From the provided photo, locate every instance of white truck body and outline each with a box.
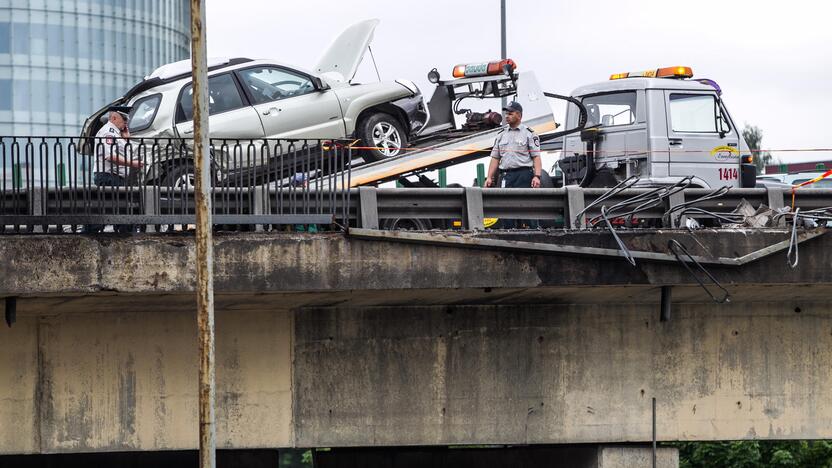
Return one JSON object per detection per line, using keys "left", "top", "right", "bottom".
{"left": 561, "top": 74, "right": 756, "bottom": 188}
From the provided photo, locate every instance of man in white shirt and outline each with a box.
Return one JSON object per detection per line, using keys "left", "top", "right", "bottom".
{"left": 84, "top": 106, "right": 143, "bottom": 233}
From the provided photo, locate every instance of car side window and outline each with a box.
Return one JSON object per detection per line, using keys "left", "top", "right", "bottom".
{"left": 176, "top": 73, "right": 245, "bottom": 123}
{"left": 237, "top": 66, "right": 315, "bottom": 105}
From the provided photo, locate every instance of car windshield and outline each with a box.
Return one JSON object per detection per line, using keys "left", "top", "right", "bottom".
{"left": 237, "top": 67, "right": 314, "bottom": 104}
{"left": 128, "top": 94, "right": 162, "bottom": 132}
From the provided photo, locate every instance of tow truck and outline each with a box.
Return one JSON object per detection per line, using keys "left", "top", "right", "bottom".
{"left": 557, "top": 66, "right": 756, "bottom": 189}
{"left": 341, "top": 64, "right": 755, "bottom": 191}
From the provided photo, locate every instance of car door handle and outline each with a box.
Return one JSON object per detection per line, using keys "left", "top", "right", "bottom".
{"left": 262, "top": 107, "right": 281, "bottom": 116}
{"left": 727, "top": 142, "right": 737, "bottom": 147}
{"left": 669, "top": 138, "right": 683, "bottom": 146}
{"left": 183, "top": 128, "right": 193, "bottom": 135}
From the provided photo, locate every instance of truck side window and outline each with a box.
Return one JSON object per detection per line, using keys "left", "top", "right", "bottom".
{"left": 669, "top": 94, "right": 719, "bottom": 133}
{"left": 581, "top": 92, "right": 636, "bottom": 127}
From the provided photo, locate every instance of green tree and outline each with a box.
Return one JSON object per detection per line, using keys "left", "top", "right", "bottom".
{"left": 742, "top": 124, "right": 774, "bottom": 173}
{"left": 675, "top": 440, "right": 832, "bottom": 467}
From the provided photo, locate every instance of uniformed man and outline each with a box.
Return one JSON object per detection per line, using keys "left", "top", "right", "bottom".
{"left": 84, "top": 106, "right": 143, "bottom": 233}
{"left": 485, "top": 101, "right": 541, "bottom": 228}
{"left": 94, "top": 105, "right": 142, "bottom": 184}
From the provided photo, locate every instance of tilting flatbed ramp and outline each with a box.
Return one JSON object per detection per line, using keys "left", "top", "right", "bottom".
{"left": 346, "top": 72, "right": 557, "bottom": 187}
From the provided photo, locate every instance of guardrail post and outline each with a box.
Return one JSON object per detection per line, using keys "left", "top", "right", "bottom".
{"left": 565, "top": 186, "right": 586, "bottom": 229}
{"left": 143, "top": 186, "right": 160, "bottom": 233}
{"left": 464, "top": 187, "right": 484, "bottom": 230}
{"left": 29, "top": 187, "right": 43, "bottom": 233}
{"left": 358, "top": 187, "right": 379, "bottom": 229}
{"left": 253, "top": 185, "right": 268, "bottom": 232}
{"left": 766, "top": 187, "right": 785, "bottom": 227}
{"left": 667, "top": 191, "right": 686, "bottom": 228}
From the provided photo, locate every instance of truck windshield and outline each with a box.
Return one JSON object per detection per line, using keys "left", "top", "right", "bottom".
{"left": 582, "top": 92, "right": 636, "bottom": 127}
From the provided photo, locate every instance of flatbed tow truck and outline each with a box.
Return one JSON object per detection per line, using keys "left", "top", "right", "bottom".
{"left": 336, "top": 63, "right": 754, "bottom": 193}
{"left": 340, "top": 60, "right": 575, "bottom": 188}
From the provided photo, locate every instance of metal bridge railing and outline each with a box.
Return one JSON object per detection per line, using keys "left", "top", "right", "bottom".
{"left": 348, "top": 186, "right": 832, "bottom": 230}
{"left": 0, "top": 136, "right": 352, "bottom": 233}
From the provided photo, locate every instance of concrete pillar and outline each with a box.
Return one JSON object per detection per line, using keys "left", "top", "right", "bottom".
{"left": 596, "top": 445, "right": 678, "bottom": 468}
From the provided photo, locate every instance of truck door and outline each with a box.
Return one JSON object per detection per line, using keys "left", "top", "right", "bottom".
{"left": 235, "top": 65, "right": 345, "bottom": 140}
{"left": 582, "top": 91, "right": 646, "bottom": 181}
{"left": 663, "top": 91, "right": 740, "bottom": 187}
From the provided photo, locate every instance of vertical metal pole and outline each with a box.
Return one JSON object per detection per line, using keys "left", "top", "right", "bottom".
{"left": 190, "top": 1, "right": 215, "bottom": 468}
{"left": 500, "top": 0, "right": 507, "bottom": 109}
{"left": 476, "top": 163, "right": 486, "bottom": 187}
{"left": 652, "top": 397, "right": 657, "bottom": 468}
{"left": 438, "top": 168, "right": 447, "bottom": 188}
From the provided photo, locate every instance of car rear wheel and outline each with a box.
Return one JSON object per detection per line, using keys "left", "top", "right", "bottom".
{"left": 358, "top": 113, "right": 407, "bottom": 162}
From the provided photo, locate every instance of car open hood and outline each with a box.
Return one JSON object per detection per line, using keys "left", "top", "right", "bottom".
{"left": 314, "top": 19, "right": 379, "bottom": 84}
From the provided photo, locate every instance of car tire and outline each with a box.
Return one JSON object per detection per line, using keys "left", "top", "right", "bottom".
{"left": 162, "top": 161, "right": 197, "bottom": 189}
{"left": 357, "top": 113, "right": 407, "bottom": 162}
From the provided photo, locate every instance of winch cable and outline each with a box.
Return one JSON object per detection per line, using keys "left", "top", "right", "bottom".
{"left": 668, "top": 239, "right": 730, "bottom": 304}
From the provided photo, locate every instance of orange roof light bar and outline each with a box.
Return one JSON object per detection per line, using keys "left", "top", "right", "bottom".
{"left": 656, "top": 66, "right": 694, "bottom": 78}
{"left": 610, "top": 66, "right": 693, "bottom": 80}
{"left": 452, "top": 59, "right": 517, "bottom": 78}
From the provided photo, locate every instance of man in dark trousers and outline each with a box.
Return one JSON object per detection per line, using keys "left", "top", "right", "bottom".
{"left": 83, "top": 106, "right": 143, "bottom": 233}
{"left": 484, "top": 101, "right": 542, "bottom": 228}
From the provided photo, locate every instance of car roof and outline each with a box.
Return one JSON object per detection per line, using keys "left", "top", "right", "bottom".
{"left": 571, "top": 77, "right": 714, "bottom": 97}
{"left": 125, "top": 57, "right": 323, "bottom": 104}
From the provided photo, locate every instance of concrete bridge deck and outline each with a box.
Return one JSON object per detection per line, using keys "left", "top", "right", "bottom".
{"left": 0, "top": 229, "right": 830, "bottom": 458}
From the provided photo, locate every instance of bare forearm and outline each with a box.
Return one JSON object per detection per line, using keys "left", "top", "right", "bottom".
{"left": 485, "top": 158, "right": 500, "bottom": 186}
{"left": 533, "top": 157, "right": 542, "bottom": 175}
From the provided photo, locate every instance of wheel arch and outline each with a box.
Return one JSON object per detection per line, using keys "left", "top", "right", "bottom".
{"left": 353, "top": 103, "right": 410, "bottom": 138}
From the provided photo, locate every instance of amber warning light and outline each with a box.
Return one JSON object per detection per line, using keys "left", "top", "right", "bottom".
{"left": 610, "top": 66, "right": 693, "bottom": 80}
{"left": 452, "top": 59, "right": 517, "bottom": 78}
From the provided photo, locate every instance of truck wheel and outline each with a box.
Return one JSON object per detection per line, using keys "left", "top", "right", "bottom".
{"left": 382, "top": 218, "right": 431, "bottom": 231}
{"left": 358, "top": 113, "right": 407, "bottom": 162}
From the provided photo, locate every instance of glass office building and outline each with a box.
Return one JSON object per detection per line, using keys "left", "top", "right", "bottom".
{"left": 0, "top": 0, "right": 189, "bottom": 136}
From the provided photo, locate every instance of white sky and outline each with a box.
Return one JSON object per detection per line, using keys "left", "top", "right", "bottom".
{"left": 206, "top": 0, "right": 832, "bottom": 182}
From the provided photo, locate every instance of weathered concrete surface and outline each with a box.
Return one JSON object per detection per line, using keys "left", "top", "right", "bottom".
{"left": 0, "top": 229, "right": 831, "bottom": 455}
{"left": 294, "top": 304, "right": 832, "bottom": 447}
{"left": 0, "top": 309, "right": 292, "bottom": 455}
{"left": 0, "top": 230, "right": 830, "bottom": 296}
{"left": 597, "top": 446, "right": 678, "bottom": 468}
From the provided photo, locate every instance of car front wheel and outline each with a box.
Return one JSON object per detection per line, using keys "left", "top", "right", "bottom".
{"left": 358, "top": 113, "right": 407, "bottom": 162}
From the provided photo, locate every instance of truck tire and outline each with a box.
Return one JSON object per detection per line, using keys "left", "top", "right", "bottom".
{"left": 357, "top": 113, "right": 408, "bottom": 162}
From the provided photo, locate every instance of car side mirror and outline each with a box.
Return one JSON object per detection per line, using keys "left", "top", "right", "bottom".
{"left": 312, "top": 76, "right": 330, "bottom": 91}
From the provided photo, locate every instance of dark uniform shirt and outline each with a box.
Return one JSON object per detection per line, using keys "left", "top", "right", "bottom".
{"left": 489, "top": 124, "right": 541, "bottom": 171}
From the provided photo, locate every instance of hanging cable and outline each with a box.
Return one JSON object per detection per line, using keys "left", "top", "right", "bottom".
{"left": 668, "top": 240, "right": 730, "bottom": 304}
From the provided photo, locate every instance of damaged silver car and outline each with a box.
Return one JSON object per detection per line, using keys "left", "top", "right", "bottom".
{"left": 80, "top": 19, "right": 427, "bottom": 186}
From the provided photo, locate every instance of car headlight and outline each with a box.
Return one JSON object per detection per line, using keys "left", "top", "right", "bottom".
{"left": 395, "top": 79, "right": 420, "bottom": 96}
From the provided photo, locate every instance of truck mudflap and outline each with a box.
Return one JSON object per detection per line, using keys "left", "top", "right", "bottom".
{"left": 740, "top": 163, "right": 757, "bottom": 188}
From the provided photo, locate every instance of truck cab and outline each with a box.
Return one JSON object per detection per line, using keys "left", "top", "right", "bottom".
{"left": 559, "top": 66, "right": 756, "bottom": 188}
